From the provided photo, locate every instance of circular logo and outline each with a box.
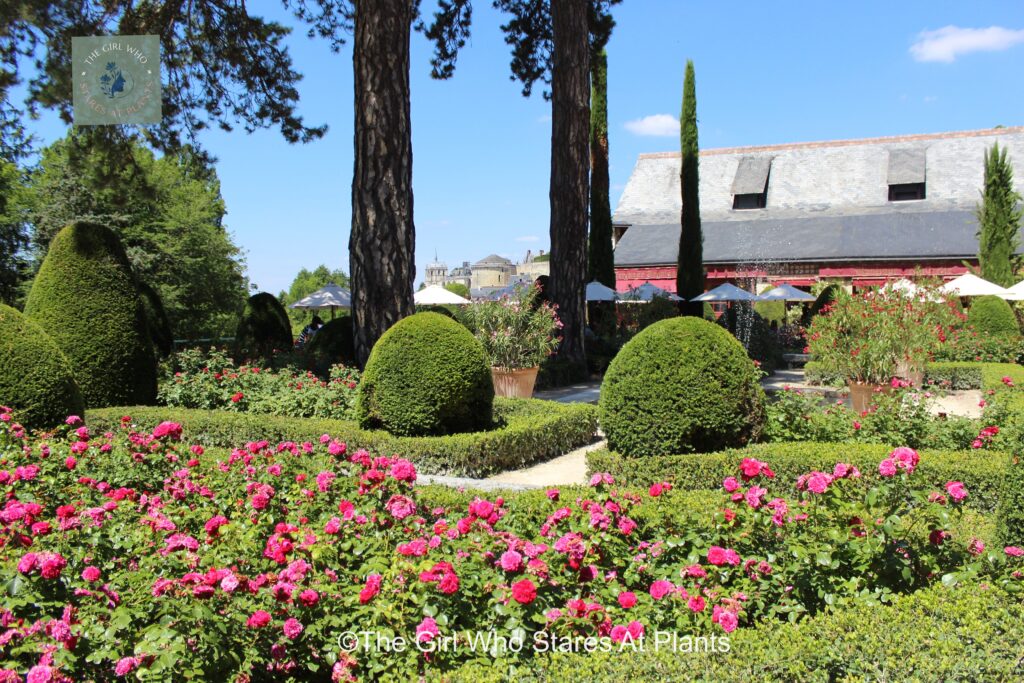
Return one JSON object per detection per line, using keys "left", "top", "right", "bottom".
{"left": 99, "top": 62, "right": 134, "bottom": 99}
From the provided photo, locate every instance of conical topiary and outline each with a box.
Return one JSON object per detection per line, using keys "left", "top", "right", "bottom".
{"left": 138, "top": 280, "right": 174, "bottom": 358}
{"left": 0, "top": 303, "right": 85, "bottom": 430}
{"left": 24, "top": 221, "right": 157, "bottom": 407}
{"left": 234, "top": 292, "right": 293, "bottom": 361}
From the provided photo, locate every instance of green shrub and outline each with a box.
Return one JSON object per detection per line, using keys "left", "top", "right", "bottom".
{"left": 439, "top": 582, "right": 1024, "bottom": 682}
{"left": 804, "top": 360, "right": 844, "bottom": 386}
{"left": 600, "top": 317, "right": 766, "bottom": 456}
{"left": 23, "top": 221, "right": 156, "bottom": 407}
{"left": 754, "top": 299, "right": 786, "bottom": 325}
{"left": 587, "top": 442, "right": 1009, "bottom": 512}
{"left": 995, "top": 454, "right": 1024, "bottom": 547}
{"left": 801, "top": 283, "right": 839, "bottom": 326}
{"left": 536, "top": 355, "right": 589, "bottom": 389}
{"left": 233, "top": 292, "right": 292, "bottom": 361}
{"left": 703, "top": 302, "right": 716, "bottom": 320}
{"left": 303, "top": 315, "right": 355, "bottom": 374}
{"left": 87, "top": 398, "right": 597, "bottom": 477}
{"left": 357, "top": 312, "right": 494, "bottom": 436}
{"left": 138, "top": 280, "right": 173, "bottom": 358}
{"left": 718, "top": 304, "right": 784, "bottom": 374}
{"left": 969, "top": 295, "right": 1020, "bottom": 336}
{"left": 0, "top": 303, "right": 85, "bottom": 429}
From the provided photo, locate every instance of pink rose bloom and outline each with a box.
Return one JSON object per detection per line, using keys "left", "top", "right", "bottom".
{"left": 649, "top": 580, "right": 674, "bottom": 600}
{"left": 609, "top": 624, "right": 628, "bottom": 643}
{"left": 416, "top": 616, "right": 439, "bottom": 643}
{"left": 27, "top": 665, "right": 55, "bottom": 683}
{"left": 390, "top": 459, "right": 417, "bottom": 482}
{"left": 510, "top": 578, "right": 537, "bottom": 604}
{"left": 878, "top": 458, "right": 897, "bottom": 477}
{"left": 82, "top": 566, "right": 101, "bottom": 582}
{"left": 152, "top": 421, "right": 183, "bottom": 440}
{"left": 283, "top": 618, "right": 304, "bottom": 640}
{"left": 713, "top": 606, "right": 739, "bottom": 633}
{"left": 500, "top": 550, "right": 523, "bottom": 572}
{"left": 246, "top": 610, "right": 272, "bottom": 628}
{"left": 18, "top": 552, "right": 39, "bottom": 575}
{"left": 40, "top": 553, "right": 66, "bottom": 579}
{"left": 707, "top": 546, "right": 727, "bottom": 566}
{"left": 468, "top": 498, "right": 494, "bottom": 519}
{"left": 722, "top": 476, "right": 740, "bottom": 492}
{"left": 384, "top": 495, "right": 416, "bottom": 520}
{"left": 359, "top": 574, "right": 382, "bottom": 604}
{"left": 890, "top": 447, "right": 919, "bottom": 473}
{"left": 546, "top": 489, "right": 560, "bottom": 500}
{"left": 688, "top": 595, "right": 706, "bottom": 612}
{"left": 114, "top": 656, "right": 139, "bottom": 676}
{"left": 438, "top": 572, "right": 460, "bottom": 594}
{"left": 806, "top": 472, "right": 831, "bottom": 494}
{"left": 745, "top": 485, "right": 767, "bottom": 508}
{"left": 298, "top": 589, "right": 319, "bottom": 607}
{"left": 221, "top": 573, "right": 240, "bottom": 593}
{"left": 618, "top": 591, "right": 637, "bottom": 608}
{"left": 328, "top": 441, "right": 346, "bottom": 456}
{"left": 626, "top": 620, "right": 644, "bottom": 640}
{"left": 945, "top": 481, "right": 968, "bottom": 502}
{"left": 1005, "top": 546, "right": 1024, "bottom": 557}
{"left": 968, "top": 538, "right": 985, "bottom": 555}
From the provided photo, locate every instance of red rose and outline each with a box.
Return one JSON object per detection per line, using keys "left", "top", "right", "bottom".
{"left": 511, "top": 579, "right": 537, "bottom": 604}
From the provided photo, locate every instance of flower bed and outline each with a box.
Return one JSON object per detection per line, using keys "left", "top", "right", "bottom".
{"left": 805, "top": 360, "right": 1024, "bottom": 390}
{"left": 86, "top": 398, "right": 599, "bottom": 478}
{"left": 0, "top": 408, "right": 1020, "bottom": 681}
{"left": 586, "top": 442, "right": 1011, "bottom": 512}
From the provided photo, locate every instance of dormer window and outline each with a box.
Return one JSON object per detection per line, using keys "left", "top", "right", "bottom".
{"left": 732, "top": 156, "right": 771, "bottom": 210}
{"left": 888, "top": 148, "right": 926, "bottom": 202}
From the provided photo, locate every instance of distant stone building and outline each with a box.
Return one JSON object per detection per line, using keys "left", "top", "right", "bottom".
{"left": 613, "top": 126, "right": 1024, "bottom": 292}
{"left": 421, "top": 249, "right": 550, "bottom": 298}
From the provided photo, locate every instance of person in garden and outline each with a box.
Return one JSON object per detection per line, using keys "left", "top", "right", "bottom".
{"left": 296, "top": 315, "right": 324, "bottom": 349}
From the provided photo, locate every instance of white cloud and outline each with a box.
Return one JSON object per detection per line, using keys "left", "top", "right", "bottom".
{"left": 624, "top": 114, "right": 679, "bottom": 137}
{"left": 515, "top": 235, "right": 540, "bottom": 243}
{"left": 910, "top": 25, "right": 1024, "bottom": 63}
{"left": 923, "top": 95, "right": 938, "bottom": 104}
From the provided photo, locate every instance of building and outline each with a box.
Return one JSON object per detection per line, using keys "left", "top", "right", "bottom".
{"left": 612, "top": 126, "right": 1024, "bottom": 292}
{"left": 421, "top": 250, "right": 550, "bottom": 298}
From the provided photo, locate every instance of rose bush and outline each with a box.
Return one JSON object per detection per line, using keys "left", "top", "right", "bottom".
{"left": 0, "top": 405, "right": 1017, "bottom": 681}
{"left": 159, "top": 348, "right": 360, "bottom": 421}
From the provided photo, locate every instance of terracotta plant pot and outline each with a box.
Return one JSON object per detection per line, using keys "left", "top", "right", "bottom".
{"left": 491, "top": 366, "right": 540, "bottom": 399}
{"left": 847, "top": 381, "right": 892, "bottom": 414}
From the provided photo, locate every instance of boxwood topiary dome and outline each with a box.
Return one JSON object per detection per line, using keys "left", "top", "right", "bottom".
{"left": 304, "top": 315, "right": 356, "bottom": 373}
{"left": 234, "top": 292, "right": 293, "bottom": 361}
{"left": 968, "top": 295, "right": 1019, "bottom": 336}
{"left": 356, "top": 312, "right": 493, "bottom": 436}
{"left": 23, "top": 221, "right": 156, "bottom": 408}
{"left": 600, "top": 316, "right": 766, "bottom": 457}
{"left": 0, "top": 303, "right": 85, "bottom": 430}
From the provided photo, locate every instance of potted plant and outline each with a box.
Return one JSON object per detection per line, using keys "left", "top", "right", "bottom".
{"left": 807, "top": 285, "right": 954, "bottom": 412}
{"left": 460, "top": 285, "right": 562, "bottom": 398}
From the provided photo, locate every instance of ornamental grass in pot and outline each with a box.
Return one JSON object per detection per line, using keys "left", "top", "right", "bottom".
{"left": 459, "top": 285, "right": 562, "bottom": 398}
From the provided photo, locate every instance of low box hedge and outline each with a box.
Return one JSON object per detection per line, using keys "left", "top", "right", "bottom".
{"left": 587, "top": 442, "right": 1009, "bottom": 512}
{"left": 87, "top": 398, "right": 598, "bottom": 478}
{"left": 436, "top": 582, "right": 1024, "bottom": 682}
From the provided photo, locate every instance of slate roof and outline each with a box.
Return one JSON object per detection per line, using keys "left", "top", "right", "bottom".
{"left": 613, "top": 127, "right": 1024, "bottom": 266}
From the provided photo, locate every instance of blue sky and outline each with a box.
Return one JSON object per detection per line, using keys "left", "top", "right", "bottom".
{"left": 18, "top": 1, "right": 1024, "bottom": 295}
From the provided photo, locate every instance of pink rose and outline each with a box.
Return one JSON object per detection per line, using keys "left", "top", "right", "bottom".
{"left": 416, "top": 616, "right": 439, "bottom": 642}
{"left": 500, "top": 550, "right": 523, "bottom": 572}
{"left": 878, "top": 458, "right": 897, "bottom": 477}
{"left": 722, "top": 476, "right": 740, "bottom": 492}
{"left": 688, "top": 595, "right": 706, "bottom": 612}
{"left": 359, "top": 574, "right": 382, "bottom": 604}
{"left": 283, "top": 618, "right": 304, "bottom": 640}
{"left": 114, "top": 656, "right": 139, "bottom": 676}
{"left": 945, "top": 481, "right": 967, "bottom": 502}
{"left": 649, "top": 580, "right": 673, "bottom": 600}
{"left": 247, "top": 610, "right": 272, "bottom": 628}
{"left": 384, "top": 495, "right": 416, "bottom": 520}
{"left": 390, "top": 459, "right": 417, "bottom": 482}
{"left": 1005, "top": 546, "right": 1024, "bottom": 557}
{"left": 82, "top": 566, "right": 101, "bottom": 582}
{"left": 511, "top": 578, "right": 537, "bottom": 604}
{"left": 618, "top": 591, "right": 637, "bottom": 608}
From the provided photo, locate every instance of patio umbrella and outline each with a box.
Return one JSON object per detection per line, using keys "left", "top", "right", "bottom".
{"left": 585, "top": 280, "right": 618, "bottom": 302}
{"left": 690, "top": 283, "right": 760, "bottom": 302}
{"left": 880, "top": 278, "right": 918, "bottom": 296}
{"left": 757, "top": 283, "right": 816, "bottom": 302}
{"left": 289, "top": 283, "right": 352, "bottom": 319}
{"left": 1003, "top": 279, "right": 1024, "bottom": 301}
{"left": 414, "top": 284, "right": 471, "bottom": 305}
{"left": 940, "top": 273, "right": 1011, "bottom": 298}
{"left": 620, "top": 282, "right": 682, "bottom": 302}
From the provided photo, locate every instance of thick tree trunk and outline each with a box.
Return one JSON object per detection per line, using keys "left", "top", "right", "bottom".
{"left": 549, "top": 0, "right": 590, "bottom": 365}
{"left": 350, "top": 0, "right": 416, "bottom": 367}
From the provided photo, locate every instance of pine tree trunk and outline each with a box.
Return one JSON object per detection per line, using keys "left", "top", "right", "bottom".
{"left": 549, "top": 0, "right": 590, "bottom": 366}
{"left": 350, "top": 0, "right": 416, "bottom": 367}
{"left": 588, "top": 50, "right": 615, "bottom": 289}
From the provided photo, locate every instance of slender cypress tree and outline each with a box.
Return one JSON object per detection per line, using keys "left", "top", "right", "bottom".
{"left": 588, "top": 50, "right": 615, "bottom": 288}
{"left": 977, "top": 142, "right": 1023, "bottom": 288}
{"left": 677, "top": 60, "right": 703, "bottom": 315}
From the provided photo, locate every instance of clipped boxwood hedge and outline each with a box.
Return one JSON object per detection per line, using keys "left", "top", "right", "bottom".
{"left": 357, "top": 312, "right": 494, "bottom": 437}
{"left": 0, "top": 303, "right": 85, "bottom": 430}
{"left": 23, "top": 221, "right": 157, "bottom": 407}
{"left": 806, "top": 360, "right": 1024, "bottom": 390}
{"left": 304, "top": 315, "right": 355, "bottom": 373}
{"left": 438, "top": 582, "right": 1024, "bottom": 682}
{"left": 600, "top": 317, "right": 766, "bottom": 456}
{"left": 87, "top": 398, "right": 598, "bottom": 478}
{"left": 968, "top": 295, "right": 1020, "bottom": 336}
{"left": 996, "top": 454, "right": 1024, "bottom": 547}
{"left": 587, "top": 441, "right": 1010, "bottom": 512}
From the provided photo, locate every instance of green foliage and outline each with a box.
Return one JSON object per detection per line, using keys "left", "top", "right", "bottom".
{"left": 159, "top": 347, "right": 360, "bottom": 420}
{"left": 919, "top": 361, "right": 1024, "bottom": 390}
{"left": 443, "top": 282, "right": 470, "bottom": 299}
{"left": 802, "top": 283, "right": 838, "bottom": 326}
{"left": 536, "top": 355, "right": 589, "bottom": 389}
{"left": 278, "top": 265, "right": 349, "bottom": 334}
{"left": 976, "top": 142, "right": 1023, "bottom": 287}
{"left": 600, "top": 317, "right": 766, "bottom": 456}
{"left": 303, "top": 315, "right": 356, "bottom": 374}
{"left": 754, "top": 299, "right": 786, "bottom": 325}
{"left": 588, "top": 50, "right": 615, "bottom": 288}
{"left": 137, "top": 280, "right": 173, "bottom": 358}
{"left": 233, "top": 292, "right": 293, "bottom": 361}
{"left": 24, "top": 221, "right": 156, "bottom": 407}
{"left": 87, "top": 399, "right": 599, "bottom": 478}
{"left": 459, "top": 285, "right": 561, "bottom": 369}
{"left": 587, "top": 442, "right": 1010, "bottom": 512}
{"left": 996, "top": 455, "right": 1024, "bottom": 547}
{"left": 443, "top": 582, "right": 1024, "bottom": 682}
{"left": 0, "top": 303, "right": 84, "bottom": 429}
{"left": 718, "top": 304, "right": 784, "bottom": 374}
{"left": 357, "top": 312, "right": 494, "bottom": 437}
{"left": 968, "top": 295, "right": 1020, "bottom": 336}
{"left": 23, "top": 132, "right": 248, "bottom": 338}
{"left": 0, "top": 158, "right": 29, "bottom": 306}
{"left": 676, "top": 59, "right": 703, "bottom": 312}
{"left": 703, "top": 301, "right": 716, "bottom": 320}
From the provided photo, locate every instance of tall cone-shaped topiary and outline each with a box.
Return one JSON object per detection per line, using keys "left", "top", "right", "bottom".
{"left": 0, "top": 303, "right": 85, "bottom": 430}
{"left": 24, "top": 221, "right": 157, "bottom": 407}
{"left": 234, "top": 292, "right": 293, "bottom": 362}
